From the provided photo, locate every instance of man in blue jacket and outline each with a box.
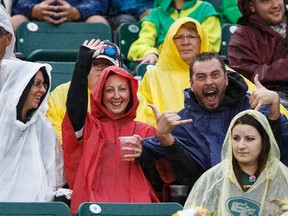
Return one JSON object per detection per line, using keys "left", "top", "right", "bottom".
{"left": 142, "top": 52, "right": 288, "bottom": 188}
{"left": 11, "top": 0, "right": 109, "bottom": 32}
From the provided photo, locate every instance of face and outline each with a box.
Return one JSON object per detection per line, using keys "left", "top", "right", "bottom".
{"left": 88, "top": 58, "right": 114, "bottom": 90}
{"left": 232, "top": 124, "right": 262, "bottom": 171}
{"left": 102, "top": 74, "right": 131, "bottom": 119}
{"left": 249, "top": 0, "right": 285, "bottom": 25}
{"left": 0, "top": 32, "right": 12, "bottom": 60}
{"left": 191, "top": 58, "right": 228, "bottom": 110}
{"left": 173, "top": 27, "right": 201, "bottom": 65}
{"left": 23, "top": 70, "right": 47, "bottom": 115}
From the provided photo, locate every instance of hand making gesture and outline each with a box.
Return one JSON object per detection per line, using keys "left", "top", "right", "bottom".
{"left": 250, "top": 74, "right": 280, "bottom": 120}
{"left": 149, "top": 104, "right": 192, "bottom": 146}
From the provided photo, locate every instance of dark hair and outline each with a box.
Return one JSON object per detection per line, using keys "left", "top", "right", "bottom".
{"left": 189, "top": 52, "right": 226, "bottom": 79}
{"left": 231, "top": 114, "right": 271, "bottom": 191}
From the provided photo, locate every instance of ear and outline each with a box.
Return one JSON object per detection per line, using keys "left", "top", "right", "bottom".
{"left": 190, "top": 79, "right": 193, "bottom": 91}
{"left": 5, "top": 33, "right": 12, "bottom": 46}
{"left": 249, "top": 1, "right": 256, "bottom": 13}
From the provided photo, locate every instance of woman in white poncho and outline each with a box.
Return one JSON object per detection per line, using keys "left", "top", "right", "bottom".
{"left": 184, "top": 110, "right": 288, "bottom": 215}
{"left": 0, "top": 59, "right": 66, "bottom": 201}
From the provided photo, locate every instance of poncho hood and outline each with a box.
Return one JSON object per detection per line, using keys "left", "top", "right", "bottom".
{"left": 90, "top": 66, "right": 139, "bottom": 121}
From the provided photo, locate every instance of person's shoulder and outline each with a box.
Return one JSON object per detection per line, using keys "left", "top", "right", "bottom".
{"left": 50, "top": 81, "right": 71, "bottom": 94}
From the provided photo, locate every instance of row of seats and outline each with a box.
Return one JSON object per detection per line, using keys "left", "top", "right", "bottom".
{"left": 15, "top": 21, "right": 239, "bottom": 91}
{"left": 0, "top": 202, "right": 183, "bottom": 216}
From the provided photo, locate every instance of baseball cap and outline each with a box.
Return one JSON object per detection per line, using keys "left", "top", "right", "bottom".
{"left": 95, "top": 40, "right": 121, "bottom": 67}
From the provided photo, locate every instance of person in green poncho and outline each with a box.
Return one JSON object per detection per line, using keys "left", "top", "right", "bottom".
{"left": 128, "top": 0, "right": 221, "bottom": 64}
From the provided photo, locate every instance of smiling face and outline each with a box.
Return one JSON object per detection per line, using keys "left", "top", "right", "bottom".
{"left": 173, "top": 26, "right": 201, "bottom": 65}
{"left": 190, "top": 58, "right": 228, "bottom": 110}
{"left": 22, "top": 70, "right": 47, "bottom": 119}
{"left": 249, "top": 0, "right": 285, "bottom": 26}
{"left": 102, "top": 74, "right": 131, "bottom": 119}
{"left": 232, "top": 124, "right": 262, "bottom": 173}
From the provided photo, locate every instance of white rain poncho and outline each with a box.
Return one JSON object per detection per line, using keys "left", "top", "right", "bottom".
{"left": 184, "top": 110, "right": 288, "bottom": 215}
{"left": 0, "top": 59, "right": 66, "bottom": 201}
{"left": 0, "top": 5, "right": 15, "bottom": 60}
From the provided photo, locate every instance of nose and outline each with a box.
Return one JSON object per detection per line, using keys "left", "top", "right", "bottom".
{"left": 182, "top": 36, "right": 190, "bottom": 44}
{"left": 113, "top": 89, "right": 120, "bottom": 98}
{"left": 238, "top": 139, "right": 246, "bottom": 149}
{"left": 40, "top": 85, "right": 47, "bottom": 93}
{"left": 204, "top": 75, "right": 214, "bottom": 85}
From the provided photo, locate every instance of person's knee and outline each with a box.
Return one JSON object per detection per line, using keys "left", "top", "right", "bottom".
{"left": 11, "top": 15, "right": 28, "bottom": 33}
{"left": 86, "top": 15, "right": 109, "bottom": 26}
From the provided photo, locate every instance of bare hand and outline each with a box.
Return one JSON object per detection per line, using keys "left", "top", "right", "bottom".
{"left": 149, "top": 104, "right": 192, "bottom": 146}
{"left": 53, "top": 0, "right": 81, "bottom": 23}
{"left": 31, "top": 0, "right": 58, "bottom": 23}
{"left": 250, "top": 74, "right": 280, "bottom": 119}
{"left": 135, "top": 53, "right": 158, "bottom": 64}
{"left": 82, "top": 39, "right": 104, "bottom": 58}
{"left": 121, "top": 134, "right": 143, "bottom": 161}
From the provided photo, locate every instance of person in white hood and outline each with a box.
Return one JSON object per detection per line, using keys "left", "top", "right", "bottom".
{"left": 0, "top": 59, "right": 66, "bottom": 201}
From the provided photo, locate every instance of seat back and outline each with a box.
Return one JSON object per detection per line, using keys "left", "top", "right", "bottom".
{"left": 40, "top": 61, "right": 75, "bottom": 91}
{"left": 78, "top": 202, "right": 183, "bottom": 216}
{"left": 118, "top": 23, "right": 140, "bottom": 61}
{"left": 220, "top": 24, "right": 239, "bottom": 63}
{"left": 135, "top": 63, "right": 155, "bottom": 78}
{"left": 17, "top": 21, "right": 112, "bottom": 61}
{"left": 0, "top": 202, "right": 70, "bottom": 215}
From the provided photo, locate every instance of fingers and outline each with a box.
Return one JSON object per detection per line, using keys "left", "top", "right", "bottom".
{"left": 148, "top": 104, "right": 161, "bottom": 119}
{"left": 254, "top": 74, "right": 263, "bottom": 89}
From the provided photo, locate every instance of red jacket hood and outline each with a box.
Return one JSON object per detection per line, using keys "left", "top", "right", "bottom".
{"left": 90, "top": 66, "right": 139, "bottom": 121}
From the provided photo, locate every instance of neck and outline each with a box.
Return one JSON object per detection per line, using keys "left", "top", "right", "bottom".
{"left": 239, "top": 164, "right": 258, "bottom": 176}
{"left": 172, "top": 0, "right": 185, "bottom": 9}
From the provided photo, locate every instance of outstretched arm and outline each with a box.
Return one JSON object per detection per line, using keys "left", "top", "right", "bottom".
{"left": 66, "top": 39, "right": 103, "bottom": 133}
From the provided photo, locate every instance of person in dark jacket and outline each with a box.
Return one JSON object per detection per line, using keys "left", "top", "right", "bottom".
{"left": 142, "top": 52, "right": 288, "bottom": 190}
{"left": 11, "top": 0, "right": 109, "bottom": 32}
{"left": 228, "top": 0, "right": 288, "bottom": 107}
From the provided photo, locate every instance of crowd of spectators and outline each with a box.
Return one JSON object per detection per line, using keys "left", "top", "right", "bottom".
{"left": 1, "top": 1, "right": 288, "bottom": 215}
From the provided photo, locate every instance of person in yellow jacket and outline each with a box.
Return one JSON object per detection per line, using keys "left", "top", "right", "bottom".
{"left": 135, "top": 17, "right": 211, "bottom": 127}
{"left": 128, "top": 0, "right": 221, "bottom": 64}
{"left": 46, "top": 40, "right": 121, "bottom": 143}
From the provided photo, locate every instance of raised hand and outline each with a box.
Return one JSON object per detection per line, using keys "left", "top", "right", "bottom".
{"left": 250, "top": 74, "right": 280, "bottom": 119}
{"left": 82, "top": 39, "right": 104, "bottom": 59}
{"left": 149, "top": 104, "right": 192, "bottom": 146}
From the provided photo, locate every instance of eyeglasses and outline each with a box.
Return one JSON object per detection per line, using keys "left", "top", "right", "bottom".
{"left": 173, "top": 34, "right": 200, "bottom": 41}
{"left": 33, "top": 80, "right": 48, "bottom": 90}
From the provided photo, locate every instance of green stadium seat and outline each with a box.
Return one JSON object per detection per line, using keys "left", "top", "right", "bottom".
{"left": 118, "top": 23, "right": 140, "bottom": 67}
{"left": 135, "top": 63, "right": 155, "bottom": 78}
{"left": 77, "top": 202, "right": 183, "bottom": 216}
{"left": 220, "top": 23, "right": 239, "bottom": 63}
{"left": 203, "top": 0, "right": 222, "bottom": 12}
{"left": 17, "top": 21, "right": 112, "bottom": 62}
{"left": 39, "top": 61, "right": 75, "bottom": 91}
{"left": 0, "top": 202, "right": 70, "bottom": 216}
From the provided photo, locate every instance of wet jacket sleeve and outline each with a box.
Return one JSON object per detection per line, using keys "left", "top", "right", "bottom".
{"left": 228, "top": 28, "right": 288, "bottom": 83}
{"left": 128, "top": 21, "right": 160, "bottom": 60}
{"left": 74, "top": 0, "right": 109, "bottom": 20}
{"left": 201, "top": 16, "right": 221, "bottom": 53}
{"left": 161, "top": 140, "right": 205, "bottom": 187}
{"left": 66, "top": 46, "right": 94, "bottom": 132}
{"left": 12, "top": 0, "right": 38, "bottom": 17}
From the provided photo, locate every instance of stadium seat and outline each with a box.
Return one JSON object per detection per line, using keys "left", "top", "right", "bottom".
{"left": 39, "top": 61, "right": 75, "bottom": 91}
{"left": 118, "top": 23, "right": 140, "bottom": 67}
{"left": 220, "top": 23, "right": 239, "bottom": 64}
{"left": 17, "top": 21, "right": 112, "bottom": 62}
{"left": 135, "top": 63, "right": 155, "bottom": 78}
{"left": 77, "top": 202, "right": 183, "bottom": 216}
{"left": 0, "top": 202, "right": 70, "bottom": 215}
